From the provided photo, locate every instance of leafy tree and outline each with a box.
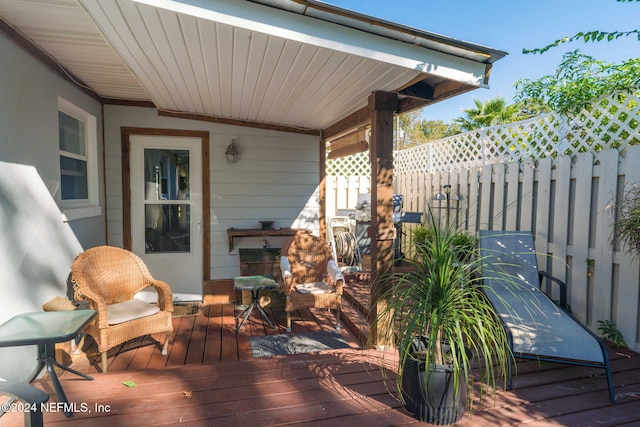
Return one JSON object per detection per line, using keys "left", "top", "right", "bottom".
{"left": 453, "top": 97, "right": 532, "bottom": 131}
{"left": 523, "top": 0, "right": 639, "bottom": 54}
{"left": 395, "top": 110, "right": 424, "bottom": 149}
{"left": 514, "top": 98, "right": 553, "bottom": 117}
{"left": 417, "top": 119, "right": 460, "bottom": 141}
{"left": 514, "top": 51, "right": 640, "bottom": 115}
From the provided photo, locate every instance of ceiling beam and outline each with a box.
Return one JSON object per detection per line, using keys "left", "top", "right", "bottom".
{"left": 431, "top": 79, "right": 476, "bottom": 103}
{"left": 102, "top": 98, "right": 156, "bottom": 108}
{"left": 157, "top": 110, "right": 320, "bottom": 136}
{"left": 323, "top": 105, "right": 372, "bottom": 141}
{"left": 397, "top": 97, "right": 430, "bottom": 115}
{"left": 399, "top": 79, "right": 435, "bottom": 100}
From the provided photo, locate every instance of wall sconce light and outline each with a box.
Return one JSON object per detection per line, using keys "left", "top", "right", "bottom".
{"left": 225, "top": 139, "right": 239, "bottom": 164}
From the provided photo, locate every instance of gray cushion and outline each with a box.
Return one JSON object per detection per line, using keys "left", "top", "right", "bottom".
{"left": 107, "top": 299, "right": 160, "bottom": 325}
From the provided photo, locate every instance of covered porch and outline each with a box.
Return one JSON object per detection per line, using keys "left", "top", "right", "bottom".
{"left": 0, "top": 0, "right": 510, "bottom": 370}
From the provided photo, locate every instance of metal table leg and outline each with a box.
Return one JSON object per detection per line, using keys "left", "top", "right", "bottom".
{"left": 235, "top": 289, "right": 276, "bottom": 331}
{"left": 40, "top": 343, "right": 93, "bottom": 417}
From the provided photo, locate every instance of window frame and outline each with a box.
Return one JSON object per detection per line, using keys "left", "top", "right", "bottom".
{"left": 58, "top": 97, "right": 100, "bottom": 220}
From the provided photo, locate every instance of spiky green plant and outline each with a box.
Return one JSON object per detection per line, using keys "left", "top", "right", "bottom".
{"left": 373, "top": 218, "right": 513, "bottom": 414}
{"left": 616, "top": 185, "right": 640, "bottom": 259}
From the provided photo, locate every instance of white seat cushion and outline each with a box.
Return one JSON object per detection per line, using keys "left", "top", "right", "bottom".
{"left": 295, "top": 282, "right": 334, "bottom": 294}
{"left": 107, "top": 299, "right": 161, "bottom": 325}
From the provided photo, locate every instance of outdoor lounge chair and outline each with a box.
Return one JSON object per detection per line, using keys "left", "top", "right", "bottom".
{"left": 478, "top": 230, "right": 615, "bottom": 402}
{"left": 0, "top": 346, "right": 48, "bottom": 427}
{"left": 280, "top": 231, "right": 344, "bottom": 332}
{"left": 70, "top": 246, "right": 174, "bottom": 372}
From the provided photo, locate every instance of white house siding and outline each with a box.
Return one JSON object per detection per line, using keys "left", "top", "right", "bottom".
{"left": 0, "top": 32, "right": 105, "bottom": 320}
{"left": 0, "top": 34, "right": 106, "bottom": 250}
{"left": 103, "top": 105, "right": 320, "bottom": 280}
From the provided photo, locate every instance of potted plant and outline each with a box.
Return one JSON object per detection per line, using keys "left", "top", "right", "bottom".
{"left": 373, "top": 221, "right": 512, "bottom": 425}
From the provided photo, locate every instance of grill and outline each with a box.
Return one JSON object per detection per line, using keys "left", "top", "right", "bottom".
{"left": 353, "top": 194, "right": 422, "bottom": 261}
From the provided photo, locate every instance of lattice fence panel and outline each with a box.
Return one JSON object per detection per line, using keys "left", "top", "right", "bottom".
{"left": 563, "top": 93, "right": 640, "bottom": 153}
{"left": 326, "top": 151, "right": 370, "bottom": 176}
{"left": 394, "top": 91, "right": 640, "bottom": 175}
{"left": 484, "top": 114, "right": 563, "bottom": 162}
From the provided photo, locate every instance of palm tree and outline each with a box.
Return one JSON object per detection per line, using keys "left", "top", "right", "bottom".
{"left": 454, "top": 97, "right": 522, "bottom": 131}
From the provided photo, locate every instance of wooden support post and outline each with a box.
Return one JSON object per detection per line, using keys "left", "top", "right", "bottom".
{"left": 368, "top": 91, "right": 398, "bottom": 348}
{"left": 319, "top": 134, "right": 327, "bottom": 240}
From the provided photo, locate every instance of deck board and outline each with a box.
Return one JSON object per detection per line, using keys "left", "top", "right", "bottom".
{"left": 11, "top": 344, "right": 640, "bottom": 427}
{"left": 2, "top": 283, "right": 640, "bottom": 426}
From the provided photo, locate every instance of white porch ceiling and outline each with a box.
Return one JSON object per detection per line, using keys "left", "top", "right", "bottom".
{"left": 0, "top": 0, "right": 506, "bottom": 132}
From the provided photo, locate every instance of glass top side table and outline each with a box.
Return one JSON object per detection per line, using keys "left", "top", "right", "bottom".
{"left": 0, "top": 309, "right": 97, "bottom": 416}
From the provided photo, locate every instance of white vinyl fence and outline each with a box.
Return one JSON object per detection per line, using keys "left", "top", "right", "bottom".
{"left": 326, "top": 91, "right": 640, "bottom": 349}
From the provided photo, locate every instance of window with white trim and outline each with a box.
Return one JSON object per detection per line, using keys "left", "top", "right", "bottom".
{"left": 58, "top": 97, "right": 100, "bottom": 218}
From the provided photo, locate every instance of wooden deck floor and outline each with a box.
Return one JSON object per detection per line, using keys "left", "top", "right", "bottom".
{"left": 3, "top": 284, "right": 640, "bottom": 426}
{"left": 77, "top": 303, "right": 360, "bottom": 372}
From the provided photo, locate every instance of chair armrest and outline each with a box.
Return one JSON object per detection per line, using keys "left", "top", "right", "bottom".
{"left": 327, "top": 259, "right": 344, "bottom": 295}
{"left": 280, "top": 256, "right": 295, "bottom": 294}
{"left": 539, "top": 271, "right": 569, "bottom": 312}
{"left": 73, "top": 285, "right": 109, "bottom": 328}
{"left": 146, "top": 279, "right": 174, "bottom": 312}
{"left": 0, "top": 380, "right": 49, "bottom": 427}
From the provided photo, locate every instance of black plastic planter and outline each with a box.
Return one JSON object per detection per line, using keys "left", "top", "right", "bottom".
{"left": 401, "top": 351, "right": 467, "bottom": 425}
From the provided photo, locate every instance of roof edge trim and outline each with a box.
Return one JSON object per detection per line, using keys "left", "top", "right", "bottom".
{"left": 248, "top": 0, "right": 508, "bottom": 64}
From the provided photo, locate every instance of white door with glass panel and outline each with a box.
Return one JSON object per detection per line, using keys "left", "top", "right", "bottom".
{"left": 130, "top": 135, "right": 203, "bottom": 301}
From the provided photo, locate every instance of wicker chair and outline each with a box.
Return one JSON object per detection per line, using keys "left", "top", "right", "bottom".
{"left": 280, "top": 231, "right": 344, "bottom": 332}
{"left": 70, "top": 246, "right": 174, "bottom": 372}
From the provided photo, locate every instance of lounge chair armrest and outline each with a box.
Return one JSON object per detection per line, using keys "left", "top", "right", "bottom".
{"left": 0, "top": 381, "right": 49, "bottom": 406}
{"left": 539, "top": 271, "right": 569, "bottom": 312}
{"left": 327, "top": 259, "right": 344, "bottom": 295}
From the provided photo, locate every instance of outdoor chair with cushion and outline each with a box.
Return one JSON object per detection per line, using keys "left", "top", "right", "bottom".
{"left": 479, "top": 230, "right": 615, "bottom": 402}
{"left": 70, "top": 246, "right": 174, "bottom": 372}
{"left": 280, "top": 231, "right": 344, "bottom": 332}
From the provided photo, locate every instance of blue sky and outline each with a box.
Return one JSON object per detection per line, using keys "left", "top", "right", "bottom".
{"left": 323, "top": 0, "right": 639, "bottom": 123}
